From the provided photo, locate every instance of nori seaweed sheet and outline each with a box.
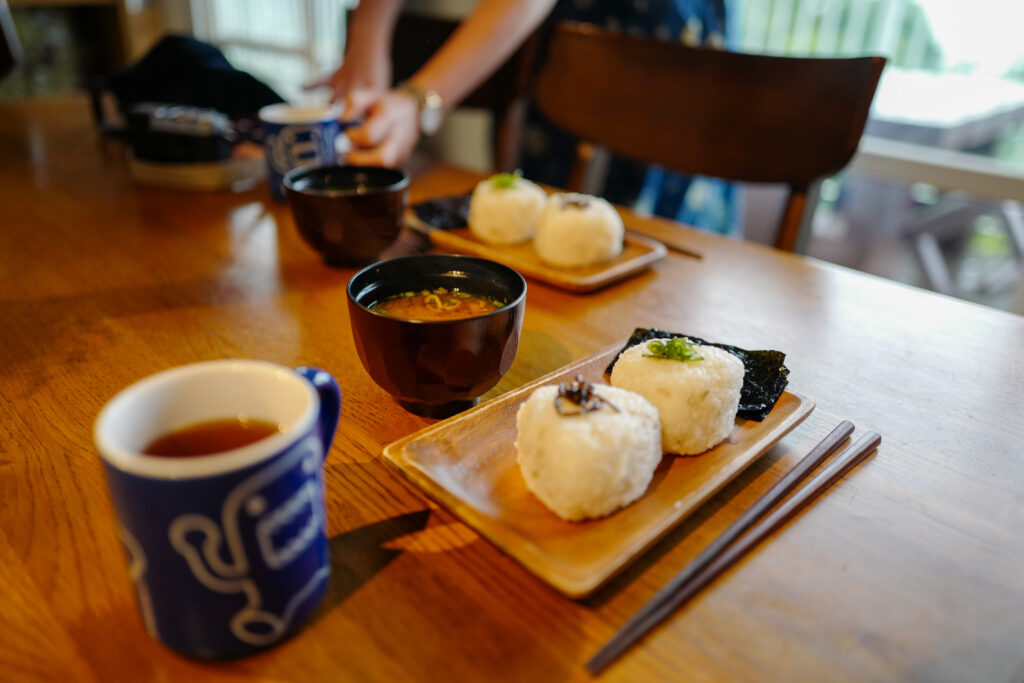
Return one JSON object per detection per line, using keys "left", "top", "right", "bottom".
{"left": 604, "top": 328, "right": 790, "bottom": 422}
{"left": 412, "top": 194, "right": 471, "bottom": 231}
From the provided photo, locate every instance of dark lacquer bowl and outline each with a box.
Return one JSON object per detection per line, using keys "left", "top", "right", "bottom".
{"left": 284, "top": 165, "right": 409, "bottom": 268}
{"left": 347, "top": 255, "right": 527, "bottom": 418}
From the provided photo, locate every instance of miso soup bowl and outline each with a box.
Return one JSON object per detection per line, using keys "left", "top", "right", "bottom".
{"left": 347, "top": 254, "right": 527, "bottom": 418}
{"left": 284, "top": 165, "right": 409, "bottom": 268}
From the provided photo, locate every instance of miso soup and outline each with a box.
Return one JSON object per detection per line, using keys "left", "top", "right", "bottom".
{"left": 372, "top": 287, "right": 504, "bottom": 321}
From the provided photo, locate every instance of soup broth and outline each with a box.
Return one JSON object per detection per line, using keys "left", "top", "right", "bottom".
{"left": 143, "top": 417, "right": 280, "bottom": 457}
{"left": 372, "top": 287, "right": 504, "bottom": 321}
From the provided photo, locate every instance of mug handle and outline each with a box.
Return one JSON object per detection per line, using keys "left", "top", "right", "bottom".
{"left": 296, "top": 366, "right": 341, "bottom": 459}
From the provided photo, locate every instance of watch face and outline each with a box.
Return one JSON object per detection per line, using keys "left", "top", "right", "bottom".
{"left": 420, "top": 106, "right": 442, "bottom": 135}
{"left": 420, "top": 91, "right": 444, "bottom": 135}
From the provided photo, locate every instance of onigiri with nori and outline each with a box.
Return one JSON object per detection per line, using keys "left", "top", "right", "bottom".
{"left": 610, "top": 338, "right": 744, "bottom": 455}
{"left": 515, "top": 378, "right": 661, "bottom": 521}
{"left": 468, "top": 172, "right": 547, "bottom": 245}
{"left": 534, "top": 193, "right": 624, "bottom": 268}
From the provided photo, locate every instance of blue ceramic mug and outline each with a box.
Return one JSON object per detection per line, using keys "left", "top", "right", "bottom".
{"left": 94, "top": 360, "right": 341, "bottom": 659}
{"left": 259, "top": 103, "right": 345, "bottom": 202}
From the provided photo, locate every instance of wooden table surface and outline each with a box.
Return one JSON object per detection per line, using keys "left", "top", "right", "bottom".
{"left": 2, "top": 97, "right": 1023, "bottom": 683}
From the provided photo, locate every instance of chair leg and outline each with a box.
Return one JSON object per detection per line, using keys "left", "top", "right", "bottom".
{"left": 775, "top": 189, "right": 808, "bottom": 252}
{"left": 775, "top": 182, "right": 821, "bottom": 253}
{"left": 580, "top": 145, "right": 611, "bottom": 196}
{"left": 914, "top": 232, "right": 955, "bottom": 295}
{"left": 567, "top": 141, "right": 595, "bottom": 193}
{"left": 1001, "top": 200, "right": 1024, "bottom": 260}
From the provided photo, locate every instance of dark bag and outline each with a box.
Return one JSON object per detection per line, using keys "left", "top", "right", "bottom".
{"left": 90, "top": 35, "right": 285, "bottom": 162}
{"left": 98, "top": 34, "right": 284, "bottom": 119}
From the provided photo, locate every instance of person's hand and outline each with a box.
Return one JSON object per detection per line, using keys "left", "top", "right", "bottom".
{"left": 345, "top": 89, "right": 421, "bottom": 168}
{"left": 305, "top": 50, "right": 390, "bottom": 121}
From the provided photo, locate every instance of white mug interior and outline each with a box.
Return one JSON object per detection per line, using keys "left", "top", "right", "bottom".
{"left": 258, "top": 104, "right": 343, "bottom": 125}
{"left": 95, "top": 360, "right": 318, "bottom": 480}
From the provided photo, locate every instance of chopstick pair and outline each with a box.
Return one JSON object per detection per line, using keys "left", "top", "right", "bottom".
{"left": 586, "top": 421, "right": 881, "bottom": 675}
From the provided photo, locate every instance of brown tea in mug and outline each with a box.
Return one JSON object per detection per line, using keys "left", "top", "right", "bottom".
{"left": 143, "top": 417, "right": 280, "bottom": 457}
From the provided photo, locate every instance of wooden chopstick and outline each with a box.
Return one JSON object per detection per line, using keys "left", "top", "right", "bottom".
{"left": 624, "top": 229, "right": 703, "bottom": 260}
{"left": 586, "top": 425, "right": 881, "bottom": 675}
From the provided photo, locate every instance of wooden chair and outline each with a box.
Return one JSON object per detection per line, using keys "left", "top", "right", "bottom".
{"left": 532, "top": 22, "right": 887, "bottom": 251}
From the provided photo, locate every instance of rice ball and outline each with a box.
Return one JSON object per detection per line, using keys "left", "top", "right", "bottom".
{"left": 467, "top": 174, "right": 547, "bottom": 245}
{"left": 534, "top": 193, "right": 624, "bottom": 268}
{"left": 610, "top": 340, "right": 744, "bottom": 456}
{"left": 515, "top": 382, "right": 662, "bottom": 521}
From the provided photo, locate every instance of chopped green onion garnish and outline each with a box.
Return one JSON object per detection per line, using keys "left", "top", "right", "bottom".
{"left": 490, "top": 169, "right": 523, "bottom": 189}
{"left": 642, "top": 338, "right": 703, "bottom": 362}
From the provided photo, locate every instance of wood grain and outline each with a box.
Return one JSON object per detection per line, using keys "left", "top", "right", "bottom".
{"left": 2, "top": 97, "right": 1024, "bottom": 682}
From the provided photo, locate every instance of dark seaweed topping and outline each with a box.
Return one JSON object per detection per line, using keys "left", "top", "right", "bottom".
{"left": 555, "top": 374, "right": 620, "bottom": 416}
{"left": 411, "top": 194, "right": 471, "bottom": 231}
{"left": 606, "top": 328, "right": 790, "bottom": 422}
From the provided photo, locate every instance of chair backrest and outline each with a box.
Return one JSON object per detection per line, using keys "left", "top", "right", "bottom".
{"left": 533, "top": 22, "right": 886, "bottom": 251}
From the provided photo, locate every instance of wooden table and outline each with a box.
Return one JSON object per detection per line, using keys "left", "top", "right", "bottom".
{"left": 3, "top": 97, "right": 1023, "bottom": 682}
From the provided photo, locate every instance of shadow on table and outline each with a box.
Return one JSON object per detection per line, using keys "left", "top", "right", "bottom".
{"left": 579, "top": 441, "right": 791, "bottom": 609}
{"left": 311, "top": 509, "right": 431, "bottom": 619}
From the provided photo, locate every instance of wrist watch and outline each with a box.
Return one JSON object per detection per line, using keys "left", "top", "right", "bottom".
{"left": 397, "top": 81, "right": 444, "bottom": 136}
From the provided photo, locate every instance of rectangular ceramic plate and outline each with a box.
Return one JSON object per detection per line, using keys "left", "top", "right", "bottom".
{"left": 405, "top": 212, "right": 667, "bottom": 293}
{"left": 382, "top": 345, "right": 814, "bottom": 597}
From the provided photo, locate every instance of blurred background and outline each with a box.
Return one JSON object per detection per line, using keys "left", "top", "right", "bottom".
{"left": 3, "top": 0, "right": 1023, "bottom": 314}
